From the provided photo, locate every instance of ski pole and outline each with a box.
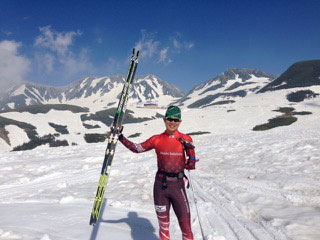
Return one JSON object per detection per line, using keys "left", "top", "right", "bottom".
{"left": 188, "top": 170, "right": 206, "bottom": 240}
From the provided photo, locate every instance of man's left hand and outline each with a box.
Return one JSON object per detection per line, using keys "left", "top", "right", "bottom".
{"left": 185, "top": 160, "right": 196, "bottom": 170}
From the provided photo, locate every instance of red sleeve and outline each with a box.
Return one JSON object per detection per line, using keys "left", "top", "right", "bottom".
{"left": 119, "top": 134, "right": 156, "bottom": 153}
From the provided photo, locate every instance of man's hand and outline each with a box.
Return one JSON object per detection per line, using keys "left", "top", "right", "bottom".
{"left": 117, "top": 126, "right": 124, "bottom": 140}
{"left": 185, "top": 159, "right": 196, "bottom": 170}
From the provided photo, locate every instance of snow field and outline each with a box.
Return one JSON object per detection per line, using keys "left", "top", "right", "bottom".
{"left": 0, "top": 88, "right": 319, "bottom": 239}
{"left": 0, "top": 119, "right": 320, "bottom": 239}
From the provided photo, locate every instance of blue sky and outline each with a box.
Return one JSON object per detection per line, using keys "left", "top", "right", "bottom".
{"left": 0, "top": 0, "right": 319, "bottom": 92}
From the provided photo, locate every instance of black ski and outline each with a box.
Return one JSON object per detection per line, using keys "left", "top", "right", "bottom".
{"left": 89, "top": 49, "right": 139, "bottom": 225}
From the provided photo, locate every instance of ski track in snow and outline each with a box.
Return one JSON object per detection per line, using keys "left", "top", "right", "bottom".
{"left": 189, "top": 128, "right": 320, "bottom": 240}
{"left": 190, "top": 174, "right": 286, "bottom": 240}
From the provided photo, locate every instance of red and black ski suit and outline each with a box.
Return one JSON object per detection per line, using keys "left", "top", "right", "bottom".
{"left": 119, "top": 130, "right": 197, "bottom": 240}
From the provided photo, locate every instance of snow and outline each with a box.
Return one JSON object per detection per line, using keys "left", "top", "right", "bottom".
{"left": 67, "top": 82, "right": 123, "bottom": 111}
{"left": 25, "top": 98, "right": 32, "bottom": 105}
{"left": 7, "top": 102, "right": 15, "bottom": 109}
{"left": 223, "top": 74, "right": 242, "bottom": 89}
{"left": 274, "top": 81, "right": 288, "bottom": 88}
{"left": 0, "top": 139, "right": 10, "bottom": 152}
{"left": 90, "top": 77, "right": 106, "bottom": 89}
{"left": 2, "top": 110, "right": 90, "bottom": 139}
{"left": 12, "top": 85, "right": 26, "bottom": 96}
{"left": 5, "top": 125, "right": 29, "bottom": 148}
{"left": 130, "top": 76, "right": 181, "bottom": 107}
{"left": 181, "top": 74, "right": 274, "bottom": 108}
{"left": 26, "top": 88, "right": 41, "bottom": 101}
{"left": 80, "top": 78, "right": 89, "bottom": 89}
{"left": 0, "top": 87, "right": 319, "bottom": 239}
{"left": 0, "top": 123, "right": 319, "bottom": 239}
{"left": 31, "top": 86, "right": 41, "bottom": 97}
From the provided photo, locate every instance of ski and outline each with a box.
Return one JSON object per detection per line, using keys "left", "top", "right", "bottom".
{"left": 89, "top": 49, "right": 139, "bottom": 225}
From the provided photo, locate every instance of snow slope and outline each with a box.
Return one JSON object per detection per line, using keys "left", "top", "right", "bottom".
{"left": 0, "top": 90, "right": 319, "bottom": 240}
{"left": 0, "top": 105, "right": 165, "bottom": 151}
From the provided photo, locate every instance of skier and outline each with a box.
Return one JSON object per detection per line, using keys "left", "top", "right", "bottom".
{"left": 118, "top": 105, "right": 197, "bottom": 240}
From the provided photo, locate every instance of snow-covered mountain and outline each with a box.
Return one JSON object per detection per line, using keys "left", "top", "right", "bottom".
{"left": 0, "top": 75, "right": 185, "bottom": 111}
{"left": 1, "top": 62, "right": 320, "bottom": 152}
{"left": 177, "top": 69, "right": 275, "bottom": 108}
{"left": 258, "top": 60, "right": 320, "bottom": 93}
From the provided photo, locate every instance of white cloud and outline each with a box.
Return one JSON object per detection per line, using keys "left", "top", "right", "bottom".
{"left": 173, "top": 38, "right": 182, "bottom": 50}
{"left": 96, "top": 38, "right": 103, "bottom": 44}
{"left": 35, "top": 26, "right": 81, "bottom": 56}
{"left": 134, "top": 30, "right": 160, "bottom": 60}
{"left": 172, "top": 35, "right": 195, "bottom": 53}
{"left": 185, "top": 42, "right": 195, "bottom": 50}
{"left": 134, "top": 30, "right": 194, "bottom": 66}
{"left": 0, "top": 40, "right": 30, "bottom": 90}
{"left": 34, "top": 26, "right": 92, "bottom": 77}
{"left": 35, "top": 53, "right": 55, "bottom": 74}
{"left": 63, "top": 48, "right": 92, "bottom": 76}
{"left": 1, "top": 30, "right": 13, "bottom": 36}
{"left": 158, "top": 47, "right": 172, "bottom": 65}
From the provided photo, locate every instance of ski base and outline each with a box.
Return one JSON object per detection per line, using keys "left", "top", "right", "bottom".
{"left": 89, "top": 173, "right": 108, "bottom": 225}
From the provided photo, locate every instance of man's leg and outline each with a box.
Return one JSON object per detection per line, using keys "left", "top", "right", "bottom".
{"left": 171, "top": 184, "right": 194, "bottom": 240}
{"left": 154, "top": 179, "right": 171, "bottom": 240}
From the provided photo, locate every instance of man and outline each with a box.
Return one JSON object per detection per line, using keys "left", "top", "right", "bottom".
{"left": 118, "top": 105, "right": 197, "bottom": 240}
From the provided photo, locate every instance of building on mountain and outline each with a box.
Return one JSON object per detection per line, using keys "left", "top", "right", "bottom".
{"left": 143, "top": 103, "right": 158, "bottom": 108}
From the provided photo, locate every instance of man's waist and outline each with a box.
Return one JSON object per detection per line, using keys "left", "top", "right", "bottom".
{"left": 156, "top": 170, "right": 185, "bottom": 180}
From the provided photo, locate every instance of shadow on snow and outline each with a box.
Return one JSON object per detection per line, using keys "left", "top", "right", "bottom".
{"left": 90, "top": 200, "right": 159, "bottom": 240}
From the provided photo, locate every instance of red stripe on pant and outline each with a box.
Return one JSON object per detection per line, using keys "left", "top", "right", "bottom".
{"left": 154, "top": 177, "right": 194, "bottom": 240}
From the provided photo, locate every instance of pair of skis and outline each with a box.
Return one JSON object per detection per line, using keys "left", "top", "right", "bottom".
{"left": 89, "top": 49, "right": 139, "bottom": 225}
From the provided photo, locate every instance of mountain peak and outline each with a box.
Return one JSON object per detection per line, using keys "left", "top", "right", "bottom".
{"left": 178, "top": 68, "right": 274, "bottom": 108}
{"left": 214, "top": 68, "right": 275, "bottom": 83}
{"left": 258, "top": 60, "right": 320, "bottom": 93}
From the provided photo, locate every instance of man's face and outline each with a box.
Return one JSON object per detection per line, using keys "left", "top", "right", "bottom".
{"left": 164, "top": 118, "right": 181, "bottom": 134}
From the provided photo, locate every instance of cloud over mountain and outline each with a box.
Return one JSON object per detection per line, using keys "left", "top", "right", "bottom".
{"left": 34, "top": 26, "right": 93, "bottom": 78}
{"left": 0, "top": 40, "right": 30, "bottom": 92}
{"left": 134, "top": 30, "right": 194, "bottom": 65}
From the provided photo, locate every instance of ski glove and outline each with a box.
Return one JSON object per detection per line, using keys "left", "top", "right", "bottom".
{"left": 185, "top": 159, "right": 197, "bottom": 170}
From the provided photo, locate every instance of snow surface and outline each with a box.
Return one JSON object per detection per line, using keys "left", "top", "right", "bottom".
{"left": 12, "top": 85, "right": 26, "bottom": 96}
{"left": 0, "top": 88, "right": 320, "bottom": 240}
{"left": 1, "top": 110, "right": 88, "bottom": 140}
{"left": 5, "top": 125, "right": 29, "bottom": 148}
{"left": 7, "top": 103, "right": 15, "bottom": 109}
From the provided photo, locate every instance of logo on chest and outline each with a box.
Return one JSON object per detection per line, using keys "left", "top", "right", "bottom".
{"left": 160, "top": 152, "right": 183, "bottom": 156}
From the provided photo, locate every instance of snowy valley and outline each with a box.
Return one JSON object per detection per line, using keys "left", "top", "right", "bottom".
{"left": 0, "top": 60, "right": 320, "bottom": 240}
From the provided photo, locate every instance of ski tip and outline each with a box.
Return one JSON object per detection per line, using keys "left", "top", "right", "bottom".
{"left": 136, "top": 50, "right": 140, "bottom": 57}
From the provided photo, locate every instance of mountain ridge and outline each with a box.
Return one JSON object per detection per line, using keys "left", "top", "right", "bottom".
{"left": 0, "top": 75, "right": 185, "bottom": 111}
{"left": 258, "top": 60, "right": 320, "bottom": 93}
{"left": 177, "top": 68, "right": 275, "bottom": 108}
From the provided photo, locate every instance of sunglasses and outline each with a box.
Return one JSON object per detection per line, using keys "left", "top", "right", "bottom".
{"left": 166, "top": 118, "right": 181, "bottom": 122}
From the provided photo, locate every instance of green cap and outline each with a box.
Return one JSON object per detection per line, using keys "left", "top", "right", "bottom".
{"left": 165, "top": 105, "right": 182, "bottom": 121}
